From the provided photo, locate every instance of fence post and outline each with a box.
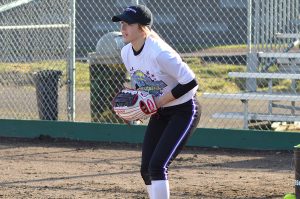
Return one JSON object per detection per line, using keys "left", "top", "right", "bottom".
{"left": 246, "top": 53, "right": 258, "bottom": 92}
{"left": 67, "top": 0, "right": 76, "bottom": 121}
{"left": 246, "top": 0, "right": 257, "bottom": 92}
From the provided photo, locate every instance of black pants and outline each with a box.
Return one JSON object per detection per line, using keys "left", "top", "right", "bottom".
{"left": 140, "top": 97, "right": 201, "bottom": 185}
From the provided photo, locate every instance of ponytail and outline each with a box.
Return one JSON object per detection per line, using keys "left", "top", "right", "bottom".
{"left": 138, "top": 25, "right": 163, "bottom": 41}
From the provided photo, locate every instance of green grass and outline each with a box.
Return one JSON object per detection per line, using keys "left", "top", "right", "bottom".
{"left": 0, "top": 60, "right": 66, "bottom": 73}
{"left": 205, "top": 44, "right": 247, "bottom": 51}
{"left": 1, "top": 56, "right": 298, "bottom": 93}
{"left": 75, "top": 61, "right": 90, "bottom": 90}
{"left": 185, "top": 57, "right": 245, "bottom": 93}
{"left": 0, "top": 60, "right": 90, "bottom": 90}
{"left": 173, "top": 43, "right": 247, "bottom": 53}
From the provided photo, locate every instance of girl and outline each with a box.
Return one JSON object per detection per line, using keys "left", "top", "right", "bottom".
{"left": 112, "top": 5, "right": 201, "bottom": 199}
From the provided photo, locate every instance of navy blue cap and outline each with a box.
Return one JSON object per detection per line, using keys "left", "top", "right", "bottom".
{"left": 112, "top": 5, "right": 153, "bottom": 27}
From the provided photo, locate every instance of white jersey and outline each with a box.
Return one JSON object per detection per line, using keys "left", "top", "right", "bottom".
{"left": 121, "top": 36, "right": 198, "bottom": 107}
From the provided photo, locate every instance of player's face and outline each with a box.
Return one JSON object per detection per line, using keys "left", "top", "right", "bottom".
{"left": 120, "top": 21, "right": 143, "bottom": 43}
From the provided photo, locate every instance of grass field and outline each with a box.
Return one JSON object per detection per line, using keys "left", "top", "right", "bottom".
{"left": 2, "top": 59, "right": 298, "bottom": 94}
{"left": 1, "top": 44, "right": 299, "bottom": 93}
{"left": 0, "top": 59, "right": 245, "bottom": 93}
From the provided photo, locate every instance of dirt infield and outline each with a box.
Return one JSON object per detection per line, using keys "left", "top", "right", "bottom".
{"left": 0, "top": 137, "right": 295, "bottom": 199}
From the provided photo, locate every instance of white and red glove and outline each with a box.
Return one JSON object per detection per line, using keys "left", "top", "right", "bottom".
{"left": 112, "top": 89, "right": 158, "bottom": 122}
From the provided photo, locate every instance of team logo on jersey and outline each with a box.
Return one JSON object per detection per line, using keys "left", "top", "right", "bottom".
{"left": 131, "top": 70, "right": 167, "bottom": 96}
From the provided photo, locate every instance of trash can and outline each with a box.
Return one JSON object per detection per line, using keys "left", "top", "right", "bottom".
{"left": 88, "top": 31, "right": 127, "bottom": 123}
{"left": 34, "top": 70, "right": 62, "bottom": 120}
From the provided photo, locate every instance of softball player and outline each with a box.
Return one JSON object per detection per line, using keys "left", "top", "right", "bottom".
{"left": 112, "top": 5, "right": 201, "bottom": 199}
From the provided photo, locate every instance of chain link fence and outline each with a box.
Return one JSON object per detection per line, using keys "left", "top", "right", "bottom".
{"left": 0, "top": 0, "right": 72, "bottom": 121}
{"left": 0, "top": 0, "right": 300, "bottom": 131}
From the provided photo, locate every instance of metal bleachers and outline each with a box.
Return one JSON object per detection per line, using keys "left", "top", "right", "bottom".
{"left": 203, "top": 69, "right": 300, "bottom": 129}
{"left": 203, "top": 0, "right": 300, "bottom": 129}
